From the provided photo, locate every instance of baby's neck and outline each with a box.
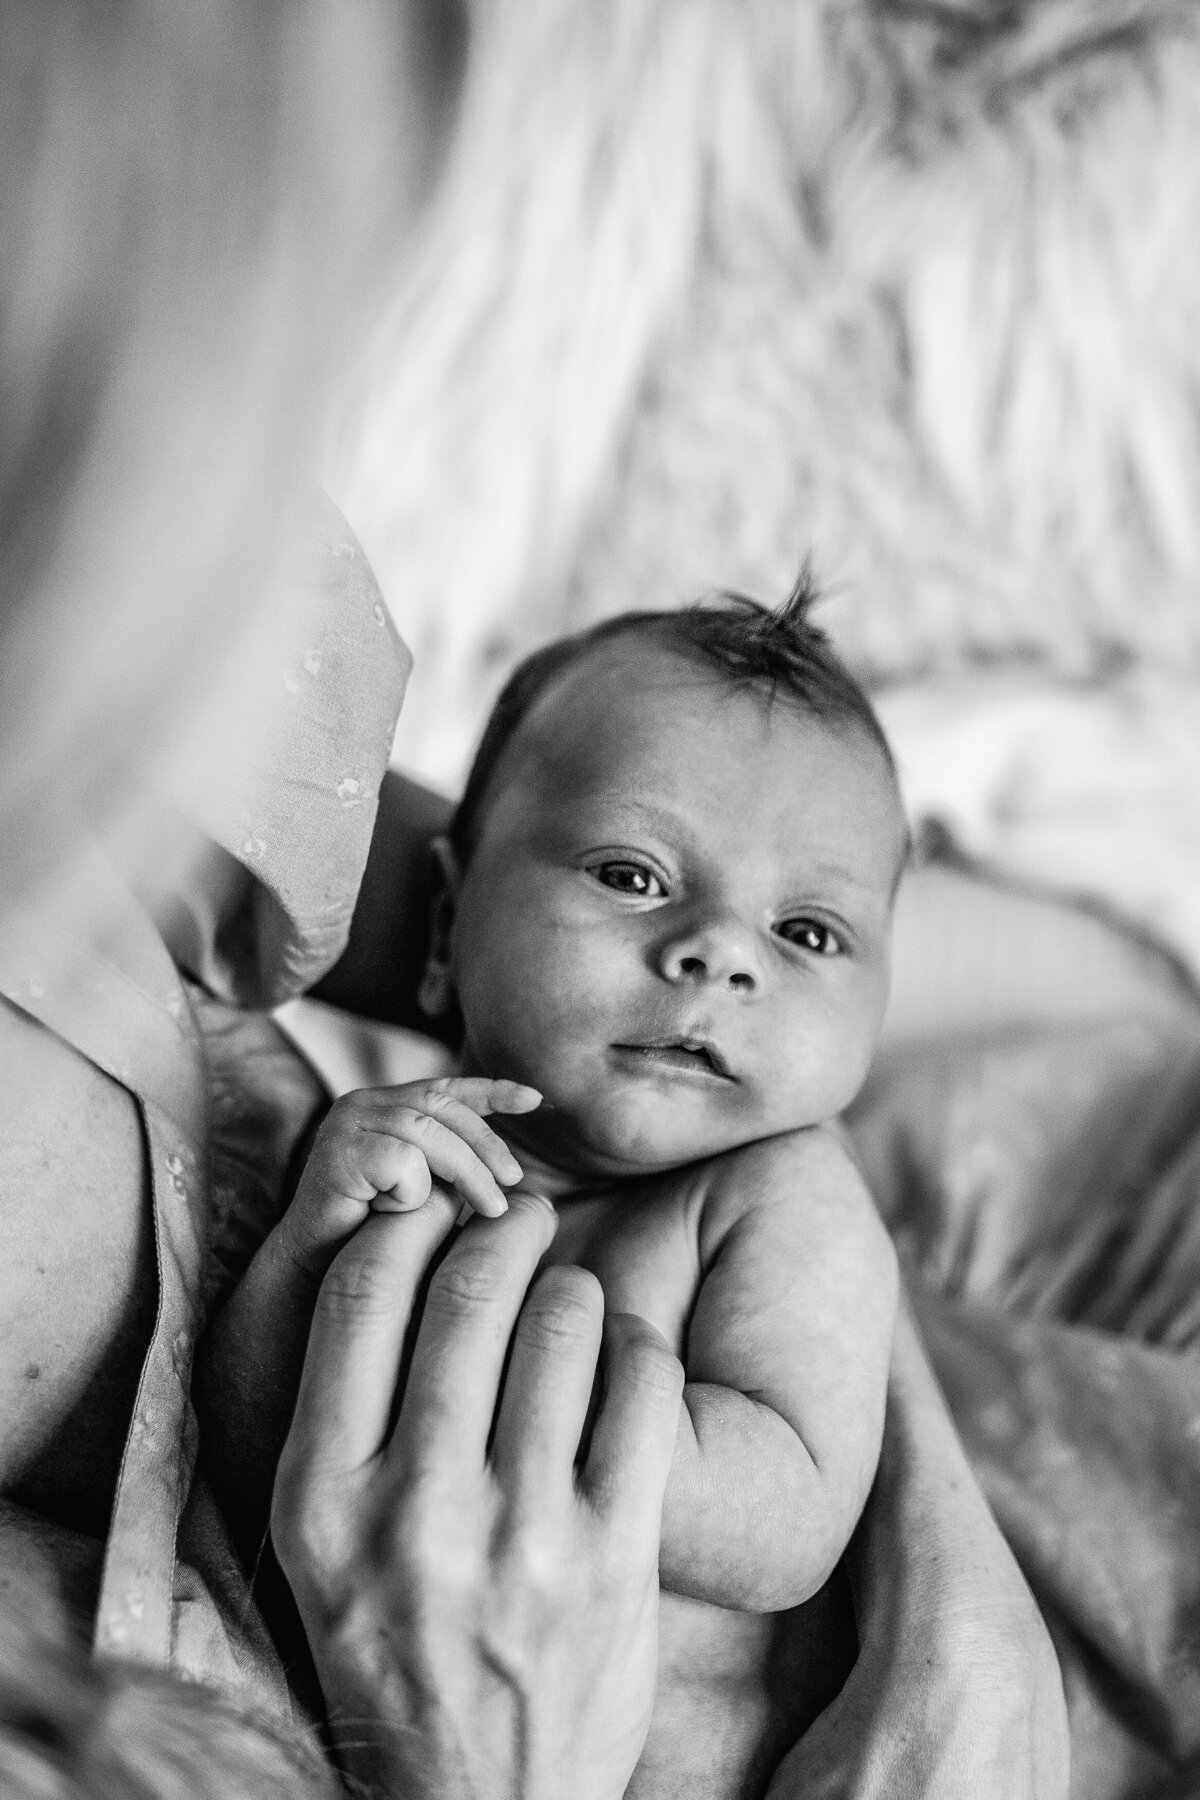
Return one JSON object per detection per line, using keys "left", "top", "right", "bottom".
{"left": 454, "top": 1051, "right": 684, "bottom": 1202}
{"left": 491, "top": 1108, "right": 612, "bottom": 1205}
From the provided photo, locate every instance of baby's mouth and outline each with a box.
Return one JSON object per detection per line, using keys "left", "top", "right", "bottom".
{"left": 611, "top": 1038, "right": 735, "bottom": 1081}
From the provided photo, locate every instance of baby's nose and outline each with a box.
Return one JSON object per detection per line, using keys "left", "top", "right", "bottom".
{"left": 658, "top": 920, "right": 761, "bottom": 993}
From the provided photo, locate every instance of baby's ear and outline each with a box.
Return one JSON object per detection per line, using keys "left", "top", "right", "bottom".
{"left": 418, "top": 836, "right": 461, "bottom": 1019}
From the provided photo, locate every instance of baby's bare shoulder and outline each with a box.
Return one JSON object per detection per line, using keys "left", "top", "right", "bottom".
{"left": 703, "top": 1121, "right": 873, "bottom": 1210}
{"left": 696, "top": 1125, "right": 892, "bottom": 1272}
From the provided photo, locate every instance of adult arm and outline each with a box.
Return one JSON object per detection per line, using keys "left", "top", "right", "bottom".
{"left": 767, "top": 1286, "right": 1070, "bottom": 1800}
{"left": 272, "top": 1187, "right": 684, "bottom": 1800}
{"left": 310, "top": 769, "right": 455, "bottom": 1034}
{"left": 0, "top": 1499, "right": 103, "bottom": 1637}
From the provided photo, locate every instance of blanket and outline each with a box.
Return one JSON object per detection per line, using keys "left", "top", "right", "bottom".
{"left": 847, "top": 1010, "right": 1200, "bottom": 1799}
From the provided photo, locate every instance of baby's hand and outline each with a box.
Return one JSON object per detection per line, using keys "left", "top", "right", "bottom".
{"left": 282, "top": 1077, "right": 542, "bottom": 1279}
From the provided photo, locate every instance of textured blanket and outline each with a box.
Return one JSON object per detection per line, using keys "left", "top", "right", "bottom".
{"left": 848, "top": 1011, "right": 1200, "bottom": 1799}
{"left": 330, "top": 0, "right": 1200, "bottom": 802}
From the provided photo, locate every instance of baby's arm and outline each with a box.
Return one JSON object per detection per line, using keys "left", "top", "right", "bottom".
{"left": 663, "top": 1126, "right": 897, "bottom": 1613}
{"left": 196, "top": 1076, "right": 540, "bottom": 1546}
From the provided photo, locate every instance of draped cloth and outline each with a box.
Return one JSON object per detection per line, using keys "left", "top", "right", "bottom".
{"left": 848, "top": 1016, "right": 1200, "bottom": 1800}
{"left": 862, "top": 666, "right": 1200, "bottom": 1797}
{"left": 0, "top": 494, "right": 408, "bottom": 1695}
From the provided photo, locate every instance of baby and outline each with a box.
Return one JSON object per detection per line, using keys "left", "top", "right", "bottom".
{"left": 201, "top": 576, "right": 906, "bottom": 1795}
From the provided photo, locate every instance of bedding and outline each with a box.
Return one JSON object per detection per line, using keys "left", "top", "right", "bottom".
{"left": 848, "top": 1008, "right": 1200, "bottom": 1799}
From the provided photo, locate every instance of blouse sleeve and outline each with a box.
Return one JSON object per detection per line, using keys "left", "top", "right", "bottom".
{"left": 157, "top": 488, "right": 413, "bottom": 1009}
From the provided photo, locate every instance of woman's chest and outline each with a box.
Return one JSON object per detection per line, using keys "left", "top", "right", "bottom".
{"left": 0, "top": 1000, "right": 156, "bottom": 1534}
{"left": 0, "top": 986, "right": 328, "bottom": 1539}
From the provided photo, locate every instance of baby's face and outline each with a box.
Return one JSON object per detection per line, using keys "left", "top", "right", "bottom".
{"left": 443, "top": 640, "right": 907, "bottom": 1183}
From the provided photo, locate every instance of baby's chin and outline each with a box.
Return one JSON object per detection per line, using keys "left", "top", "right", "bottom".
{"left": 473, "top": 1048, "right": 831, "bottom": 1183}
{"left": 517, "top": 1095, "right": 768, "bottom": 1187}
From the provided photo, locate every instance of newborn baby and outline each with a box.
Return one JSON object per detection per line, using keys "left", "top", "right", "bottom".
{"left": 202, "top": 577, "right": 906, "bottom": 1796}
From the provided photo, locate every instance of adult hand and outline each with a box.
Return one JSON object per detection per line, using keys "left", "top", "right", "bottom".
{"left": 272, "top": 1187, "right": 683, "bottom": 1800}
{"left": 768, "top": 1290, "right": 1070, "bottom": 1800}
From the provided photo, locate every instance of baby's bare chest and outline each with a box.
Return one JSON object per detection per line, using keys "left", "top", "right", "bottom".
{"left": 538, "top": 1175, "right": 705, "bottom": 1358}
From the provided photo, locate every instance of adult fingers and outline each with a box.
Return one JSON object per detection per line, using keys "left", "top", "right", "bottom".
{"left": 581, "top": 1313, "right": 684, "bottom": 1539}
{"left": 490, "top": 1264, "right": 605, "bottom": 1502}
{"left": 394, "top": 1192, "right": 558, "bottom": 1481}
{"left": 281, "top": 1186, "right": 461, "bottom": 1482}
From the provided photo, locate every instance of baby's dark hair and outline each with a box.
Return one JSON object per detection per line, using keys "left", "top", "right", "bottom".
{"left": 449, "top": 567, "right": 896, "bottom": 863}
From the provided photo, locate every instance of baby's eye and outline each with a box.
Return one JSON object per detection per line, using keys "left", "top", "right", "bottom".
{"left": 593, "top": 861, "right": 666, "bottom": 898}
{"left": 776, "top": 917, "right": 842, "bottom": 956}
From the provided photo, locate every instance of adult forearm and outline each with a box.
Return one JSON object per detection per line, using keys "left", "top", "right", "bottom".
{"left": 855, "top": 1289, "right": 1022, "bottom": 1609}
{"left": 766, "top": 1288, "right": 1071, "bottom": 1800}
{"left": 0, "top": 1499, "right": 104, "bottom": 1632}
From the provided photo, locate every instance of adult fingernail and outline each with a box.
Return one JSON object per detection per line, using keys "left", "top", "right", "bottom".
{"left": 524, "top": 1192, "right": 557, "bottom": 1235}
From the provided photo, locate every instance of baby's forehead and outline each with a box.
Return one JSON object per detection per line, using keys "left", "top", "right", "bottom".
{"left": 494, "top": 637, "right": 905, "bottom": 857}
{"left": 500, "top": 638, "right": 766, "bottom": 810}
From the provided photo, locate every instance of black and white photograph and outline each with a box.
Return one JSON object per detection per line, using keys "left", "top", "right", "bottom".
{"left": 1, "top": 3, "right": 1198, "bottom": 1796}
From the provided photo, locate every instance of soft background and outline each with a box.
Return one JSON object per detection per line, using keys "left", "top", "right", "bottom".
{"left": 324, "top": 0, "right": 1200, "bottom": 987}
{"left": 326, "top": 4, "right": 1191, "bottom": 759}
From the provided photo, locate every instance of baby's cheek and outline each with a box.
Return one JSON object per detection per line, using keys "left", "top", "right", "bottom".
{"left": 770, "top": 1008, "right": 874, "bottom": 1126}
{"left": 530, "top": 988, "right": 614, "bottom": 1087}
{"left": 471, "top": 972, "right": 595, "bottom": 1091}
{"left": 824, "top": 1007, "right": 883, "bottom": 1113}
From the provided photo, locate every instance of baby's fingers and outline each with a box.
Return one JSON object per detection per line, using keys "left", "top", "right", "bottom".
{"left": 423, "top": 1077, "right": 542, "bottom": 1121}
{"left": 416, "top": 1086, "right": 541, "bottom": 1190}
{"left": 388, "top": 1107, "right": 519, "bottom": 1219}
{"left": 344, "top": 1132, "right": 434, "bottom": 1214}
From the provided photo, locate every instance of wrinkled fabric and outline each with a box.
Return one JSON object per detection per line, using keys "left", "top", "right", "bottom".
{"left": 877, "top": 674, "right": 1200, "bottom": 995}
{"left": 848, "top": 1014, "right": 1200, "bottom": 1799}
{"left": 0, "top": 497, "right": 407, "bottom": 1694}
{"left": 153, "top": 488, "right": 412, "bottom": 1010}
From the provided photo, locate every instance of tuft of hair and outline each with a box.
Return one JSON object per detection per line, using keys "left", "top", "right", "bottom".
{"left": 0, "top": 1591, "right": 341, "bottom": 1800}
{"left": 449, "top": 564, "right": 897, "bottom": 862}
